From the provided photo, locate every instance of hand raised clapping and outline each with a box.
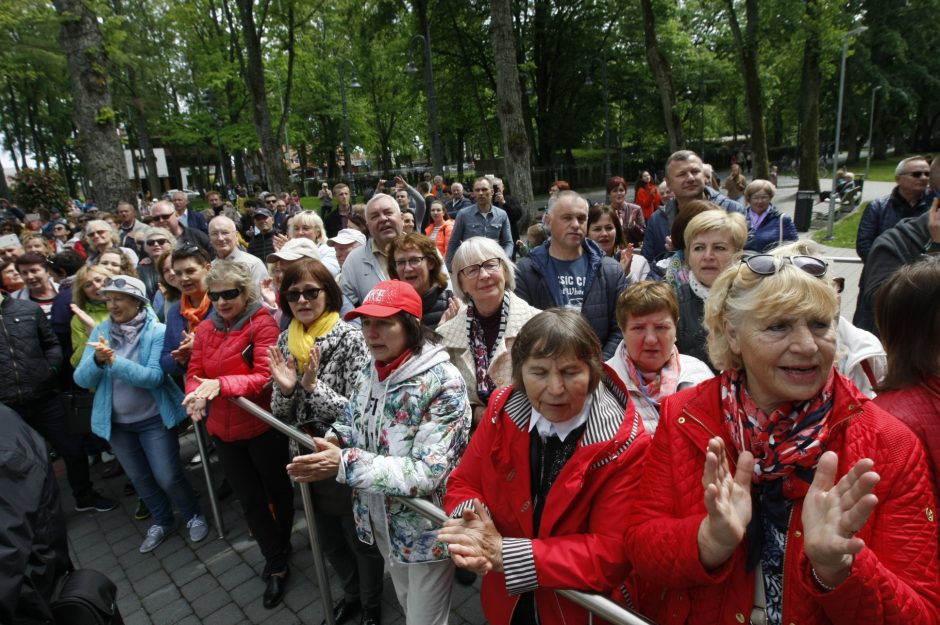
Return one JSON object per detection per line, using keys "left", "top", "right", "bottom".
{"left": 802, "top": 451, "right": 879, "bottom": 587}
{"left": 697, "top": 437, "right": 755, "bottom": 569}
{"left": 439, "top": 499, "right": 504, "bottom": 575}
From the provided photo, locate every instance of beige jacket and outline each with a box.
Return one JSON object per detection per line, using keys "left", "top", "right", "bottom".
{"left": 436, "top": 291, "right": 541, "bottom": 410}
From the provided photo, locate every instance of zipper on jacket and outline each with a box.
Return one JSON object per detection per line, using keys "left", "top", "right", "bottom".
{"left": 780, "top": 506, "right": 794, "bottom": 625}
{"left": 0, "top": 313, "right": 24, "bottom": 404}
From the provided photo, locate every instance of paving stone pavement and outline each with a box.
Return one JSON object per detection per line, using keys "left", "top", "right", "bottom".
{"left": 61, "top": 435, "right": 488, "bottom": 625}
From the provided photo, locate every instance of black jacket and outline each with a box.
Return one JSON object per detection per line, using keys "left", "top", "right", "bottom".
{"left": 0, "top": 403, "right": 71, "bottom": 624}
{"left": 854, "top": 211, "right": 938, "bottom": 334}
{"left": 855, "top": 187, "right": 929, "bottom": 262}
{"left": 0, "top": 297, "right": 62, "bottom": 404}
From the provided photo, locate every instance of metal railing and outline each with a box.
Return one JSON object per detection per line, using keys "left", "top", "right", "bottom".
{"left": 228, "top": 396, "right": 653, "bottom": 625}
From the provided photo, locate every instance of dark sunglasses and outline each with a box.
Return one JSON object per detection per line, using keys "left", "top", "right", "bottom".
{"left": 742, "top": 254, "right": 828, "bottom": 278}
{"left": 104, "top": 277, "right": 131, "bottom": 288}
{"left": 283, "top": 287, "right": 322, "bottom": 303}
{"left": 146, "top": 238, "right": 168, "bottom": 246}
{"left": 150, "top": 213, "right": 174, "bottom": 221}
{"left": 905, "top": 171, "right": 930, "bottom": 179}
{"left": 207, "top": 288, "right": 242, "bottom": 302}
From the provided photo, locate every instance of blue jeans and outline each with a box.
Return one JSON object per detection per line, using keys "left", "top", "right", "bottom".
{"left": 109, "top": 415, "right": 200, "bottom": 528}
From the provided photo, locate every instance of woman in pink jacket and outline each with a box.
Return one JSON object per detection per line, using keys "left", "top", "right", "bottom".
{"left": 182, "top": 259, "right": 293, "bottom": 610}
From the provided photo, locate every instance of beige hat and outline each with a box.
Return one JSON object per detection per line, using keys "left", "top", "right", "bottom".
{"left": 327, "top": 228, "right": 366, "bottom": 247}
{"left": 266, "top": 238, "right": 322, "bottom": 263}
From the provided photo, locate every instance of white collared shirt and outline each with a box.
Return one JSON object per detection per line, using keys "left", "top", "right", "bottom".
{"left": 528, "top": 396, "right": 592, "bottom": 443}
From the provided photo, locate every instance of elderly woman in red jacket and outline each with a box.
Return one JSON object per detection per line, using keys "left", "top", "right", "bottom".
{"left": 439, "top": 309, "right": 650, "bottom": 625}
{"left": 182, "top": 259, "right": 292, "bottom": 610}
{"left": 625, "top": 242, "right": 940, "bottom": 625}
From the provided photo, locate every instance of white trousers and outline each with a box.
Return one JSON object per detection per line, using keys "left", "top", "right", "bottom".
{"left": 371, "top": 517, "right": 454, "bottom": 625}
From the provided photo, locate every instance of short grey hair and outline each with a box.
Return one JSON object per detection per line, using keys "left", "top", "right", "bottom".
{"left": 895, "top": 155, "right": 929, "bottom": 176}
{"left": 205, "top": 259, "right": 259, "bottom": 307}
{"left": 365, "top": 192, "right": 399, "bottom": 216}
{"left": 84, "top": 219, "right": 119, "bottom": 247}
{"left": 547, "top": 190, "right": 588, "bottom": 215}
{"left": 666, "top": 149, "right": 701, "bottom": 169}
{"left": 142, "top": 226, "right": 176, "bottom": 247}
{"left": 450, "top": 236, "right": 516, "bottom": 301}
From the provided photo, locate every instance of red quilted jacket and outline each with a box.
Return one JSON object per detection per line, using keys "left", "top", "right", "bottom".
{"left": 445, "top": 369, "right": 650, "bottom": 625}
{"left": 186, "top": 305, "right": 279, "bottom": 442}
{"left": 626, "top": 373, "right": 940, "bottom": 625}
{"left": 874, "top": 376, "right": 940, "bottom": 506}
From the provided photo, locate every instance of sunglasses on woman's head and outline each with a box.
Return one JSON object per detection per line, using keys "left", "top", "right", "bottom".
{"left": 104, "top": 277, "right": 130, "bottom": 288}
{"left": 742, "top": 254, "right": 828, "bottom": 278}
{"left": 207, "top": 288, "right": 242, "bottom": 302}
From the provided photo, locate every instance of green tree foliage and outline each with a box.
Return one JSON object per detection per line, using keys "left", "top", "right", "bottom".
{"left": 12, "top": 167, "right": 70, "bottom": 212}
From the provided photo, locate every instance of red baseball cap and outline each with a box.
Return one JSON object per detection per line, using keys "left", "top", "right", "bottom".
{"left": 344, "top": 280, "right": 423, "bottom": 321}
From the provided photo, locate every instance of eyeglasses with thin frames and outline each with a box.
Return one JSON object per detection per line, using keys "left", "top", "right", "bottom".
{"left": 459, "top": 258, "right": 502, "bottom": 279}
{"left": 394, "top": 256, "right": 426, "bottom": 269}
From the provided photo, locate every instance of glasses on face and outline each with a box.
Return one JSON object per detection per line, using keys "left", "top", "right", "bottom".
{"left": 146, "top": 238, "right": 168, "bottom": 247}
{"left": 459, "top": 258, "right": 501, "bottom": 279}
{"left": 266, "top": 199, "right": 277, "bottom": 204}
{"left": 89, "top": 229, "right": 110, "bottom": 236}
{"left": 743, "top": 254, "right": 828, "bottom": 278}
{"left": 394, "top": 256, "right": 426, "bottom": 269}
{"left": 283, "top": 287, "right": 322, "bottom": 303}
{"left": 905, "top": 171, "right": 930, "bottom": 179}
{"left": 151, "top": 213, "right": 173, "bottom": 222}
{"left": 207, "top": 288, "right": 242, "bottom": 302}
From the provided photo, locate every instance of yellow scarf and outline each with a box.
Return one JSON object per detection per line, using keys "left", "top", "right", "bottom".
{"left": 287, "top": 311, "right": 339, "bottom": 373}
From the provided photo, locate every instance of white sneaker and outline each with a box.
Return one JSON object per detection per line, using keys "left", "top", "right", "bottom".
{"left": 186, "top": 514, "right": 209, "bottom": 543}
{"left": 188, "top": 453, "right": 202, "bottom": 467}
{"left": 139, "top": 525, "right": 169, "bottom": 553}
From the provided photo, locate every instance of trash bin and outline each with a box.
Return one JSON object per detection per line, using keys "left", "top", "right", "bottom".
{"left": 794, "top": 190, "right": 815, "bottom": 232}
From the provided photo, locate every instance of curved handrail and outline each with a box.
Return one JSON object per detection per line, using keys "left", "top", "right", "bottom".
{"left": 231, "top": 396, "right": 654, "bottom": 625}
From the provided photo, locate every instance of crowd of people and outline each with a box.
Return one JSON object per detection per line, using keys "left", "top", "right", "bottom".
{"left": 1, "top": 153, "right": 939, "bottom": 625}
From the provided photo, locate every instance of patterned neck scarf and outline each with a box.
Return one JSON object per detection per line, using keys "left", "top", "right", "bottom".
{"left": 110, "top": 308, "right": 148, "bottom": 349}
{"left": 720, "top": 367, "right": 835, "bottom": 570}
{"left": 621, "top": 345, "right": 681, "bottom": 405}
{"left": 466, "top": 293, "right": 510, "bottom": 403}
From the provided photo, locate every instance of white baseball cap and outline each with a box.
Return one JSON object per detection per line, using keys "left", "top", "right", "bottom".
{"left": 327, "top": 228, "right": 366, "bottom": 247}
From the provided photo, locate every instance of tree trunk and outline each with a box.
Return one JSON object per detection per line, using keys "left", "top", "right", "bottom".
{"left": 490, "top": 0, "right": 535, "bottom": 222}
{"left": 456, "top": 128, "right": 466, "bottom": 176}
{"left": 234, "top": 0, "right": 289, "bottom": 193}
{"left": 725, "top": 0, "right": 769, "bottom": 179}
{"left": 797, "top": 0, "right": 822, "bottom": 193}
{"left": 639, "top": 0, "right": 684, "bottom": 152}
{"left": 52, "top": 0, "right": 133, "bottom": 208}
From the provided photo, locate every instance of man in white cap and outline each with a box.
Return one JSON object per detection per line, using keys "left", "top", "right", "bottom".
{"left": 327, "top": 228, "right": 367, "bottom": 268}
{"left": 208, "top": 216, "right": 269, "bottom": 285}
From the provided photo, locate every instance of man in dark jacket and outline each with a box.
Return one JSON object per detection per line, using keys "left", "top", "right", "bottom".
{"left": 854, "top": 201, "right": 940, "bottom": 334}
{"left": 0, "top": 403, "right": 72, "bottom": 624}
{"left": 247, "top": 207, "right": 278, "bottom": 260}
{"left": 0, "top": 292, "right": 115, "bottom": 513}
{"left": 855, "top": 155, "right": 931, "bottom": 263}
{"left": 641, "top": 150, "right": 744, "bottom": 269}
{"left": 514, "top": 191, "right": 628, "bottom": 359}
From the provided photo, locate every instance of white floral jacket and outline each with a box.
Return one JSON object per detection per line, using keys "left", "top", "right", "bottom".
{"left": 334, "top": 342, "right": 471, "bottom": 563}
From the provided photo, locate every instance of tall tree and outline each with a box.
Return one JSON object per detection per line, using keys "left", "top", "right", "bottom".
{"left": 724, "top": 0, "right": 769, "bottom": 179}
{"left": 640, "top": 0, "right": 684, "bottom": 152}
{"left": 797, "top": 0, "right": 822, "bottom": 192}
{"left": 52, "top": 0, "right": 131, "bottom": 207}
{"left": 230, "top": 0, "right": 289, "bottom": 192}
{"left": 490, "top": 0, "right": 533, "bottom": 220}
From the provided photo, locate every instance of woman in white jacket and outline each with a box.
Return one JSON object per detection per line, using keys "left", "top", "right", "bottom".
{"left": 606, "top": 280, "right": 713, "bottom": 434}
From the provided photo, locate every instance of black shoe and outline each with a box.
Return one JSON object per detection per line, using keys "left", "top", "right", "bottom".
{"left": 216, "top": 479, "right": 233, "bottom": 501}
{"left": 102, "top": 461, "right": 124, "bottom": 479}
{"left": 123, "top": 481, "right": 136, "bottom": 497}
{"left": 75, "top": 490, "right": 118, "bottom": 512}
{"left": 321, "top": 600, "right": 360, "bottom": 625}
{"left": 134, "top": 498, "right": 151, "bottom": 521}
{"left": 454, "top": 567, "right": 477, "bottom": 586}
{"left": 360, "top": 606, "right": 381, "bottom": 625}
{"left": 262, "top": 567, "right": 289, "bottom": 609}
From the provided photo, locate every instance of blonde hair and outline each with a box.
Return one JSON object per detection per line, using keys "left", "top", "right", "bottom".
{"left": 72, "top": 264, "right": 115, "bottom": 308}
{"left": 288, "top": 211, "right": 327, "bottom": 244}
{"left": 683, "top": 211, "right": 748, "bottom": 258}
{"left": 703, "top": 241, "right": 838, "bottom": 371}
{"left": 205, "top": 258, "right": 259, "bottom": 306}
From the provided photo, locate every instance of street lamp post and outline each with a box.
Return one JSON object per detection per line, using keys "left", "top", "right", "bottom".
{"left": 826, "top": 25, "right": 867, "bottom": 239}
{"left": 864, "top": 85, "right": 882, "bottom": 182}
{"left": 338, "top": 59, "right": 360, "bottom": 198}
{"left": 406, "top": 34, "right": 443, "bottom": 175}
{"left": 585, "top": 59, "right": 612, "bottom": 184}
